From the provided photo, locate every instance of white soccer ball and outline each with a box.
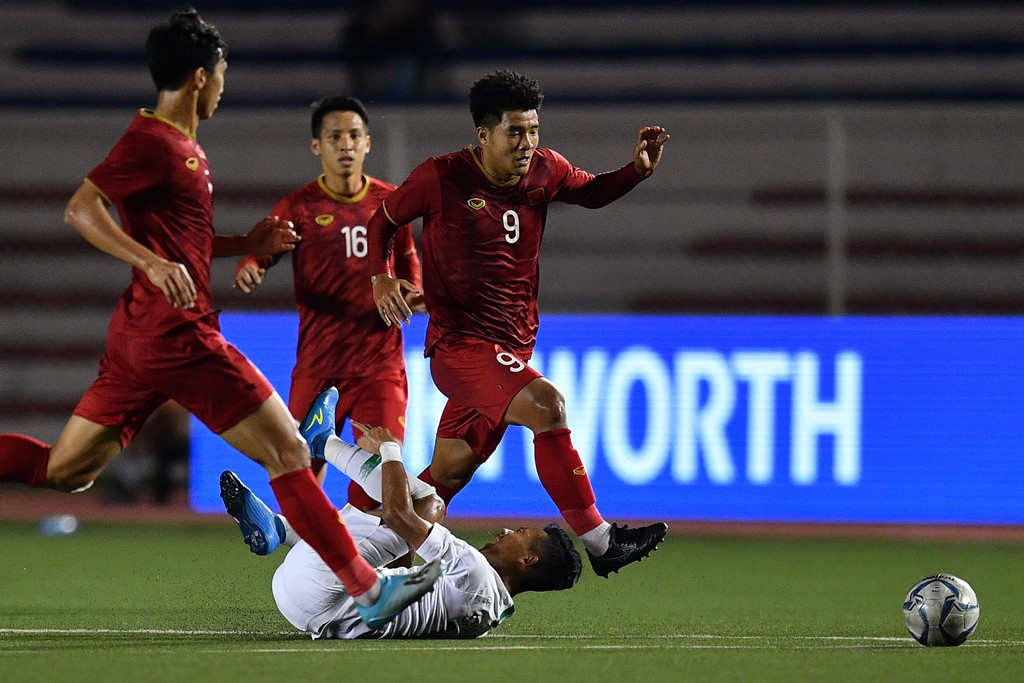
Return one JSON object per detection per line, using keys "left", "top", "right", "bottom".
{"left": 902, "top": 573, "right": 980, "bottom": 646}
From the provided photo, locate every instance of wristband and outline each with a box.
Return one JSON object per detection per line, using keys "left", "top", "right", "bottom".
{"left": 379, "top": 441, "right": 403, "bottom": 464}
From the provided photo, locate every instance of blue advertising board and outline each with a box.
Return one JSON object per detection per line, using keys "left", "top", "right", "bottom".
{"left": 190, "top": 314, "right": 1024, "bottom": 524}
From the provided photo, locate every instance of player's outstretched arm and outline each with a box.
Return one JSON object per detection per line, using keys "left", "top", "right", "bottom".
{"left": 632, "top": 126, "right": 670, "bottom": 176}
{"left": 64, "top": 181, "right": 197, "bottom": 309}
{"left": 354, "top": 423, "right": 433, "bottom": 551}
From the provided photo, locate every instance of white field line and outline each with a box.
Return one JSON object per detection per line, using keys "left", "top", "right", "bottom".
{"left": 1, "top": 628, "right": 1023, "bottom": 649}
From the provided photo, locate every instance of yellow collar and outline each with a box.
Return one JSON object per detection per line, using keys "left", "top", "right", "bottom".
{"left": 317, "top": 174, "right": 371, "bottom": 203}
{"left": 139, "top": 109, "right": 195, "bottom": 140}
{"left": 470, "top": 147, "right": 521, "bottom": 187}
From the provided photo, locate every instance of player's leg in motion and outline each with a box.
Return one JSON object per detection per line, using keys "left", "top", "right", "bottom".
{"left": 505, "top": 377, "right": 668, "bottom": 578}
{"left": 0, "top": 417, "right": 122, "bottom": 491}
{"left": 218, "top": 393, "right": 440, "bottom": 627}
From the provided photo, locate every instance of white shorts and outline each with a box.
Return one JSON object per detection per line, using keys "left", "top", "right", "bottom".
{"left": 271, "top": 504, "right": 410, "bottom": 639}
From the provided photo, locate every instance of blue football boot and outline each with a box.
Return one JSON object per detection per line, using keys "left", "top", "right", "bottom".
{"left": 300, "top": 387, "right": 339, "bottom": 459}
{"left": 219, "top": 470, "right": 284, "bottom": 556}
{"left": 356, "top": 558, "right": 444, "bottom": 630}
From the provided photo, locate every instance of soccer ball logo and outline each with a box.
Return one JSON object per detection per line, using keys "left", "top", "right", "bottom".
{"left": 902, "top": 573, "right": 980, "bottom": 646}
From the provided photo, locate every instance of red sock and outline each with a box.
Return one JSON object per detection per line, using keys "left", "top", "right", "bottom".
{"left": 533, "top": 428, "right": 604, "bottom": 536}
{"left": 417, "top": 466, "right": 458, "bottom": 506}
{"left": 270, "top": 468, "right": 378, "bottom": 597}
{"left": 346, "top": 479, "right": 380, "bottom": 511}
{"left": 0, "top": 434, "right": 51, "bottom": 487}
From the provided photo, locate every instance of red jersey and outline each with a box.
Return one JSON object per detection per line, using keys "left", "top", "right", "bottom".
{"left": 87, "top": 110, "right": 217, "bottom": 336}
{"left": 266, "top": 175, "right": 420, "bottom": 379}
{"left": 368, "top": 147, "right": 647, "bottom": 356}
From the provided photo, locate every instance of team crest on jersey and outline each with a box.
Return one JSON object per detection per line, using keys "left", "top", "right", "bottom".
{"left": 467, "top": 198, "right": 486, "bottom": 210}
{"left": 185, "top": 157, "right": 200, "bottom": 171}
{"left": 315, "top": 214, "right": 335, "bottom": 226}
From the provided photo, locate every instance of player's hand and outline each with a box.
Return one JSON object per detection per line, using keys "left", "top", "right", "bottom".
{"left": 404, "top": 288, "right": 427, "bottom": 314}
{"left": 632, "top": 126, "right": 670, "bottom": 176}
{"left": 372, "top": 272, "right": 420, "bottom": 327}
{"left": 351, "top": 421, "right": 399, "bottom": 455}
{"left": 233, "top": 256, "right": 266, "bottom": 293}
{"left": 145, "top": 258, "right": 197, "bottom": 309}
{"left": 243, "top": 216, "right": 300, "bottom": 257}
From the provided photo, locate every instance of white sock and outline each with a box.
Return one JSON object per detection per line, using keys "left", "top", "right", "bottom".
{"left": 322, "top": 436, "right": 437, "bottom": 501}
{"left": 579, "top": 522, "right": 612, "bottom": 555}
{"left": 277, "top": 514, "right": 300, "bottom": 548}
{"left": 352, "top": 579, "right": 382, "bottom": 607}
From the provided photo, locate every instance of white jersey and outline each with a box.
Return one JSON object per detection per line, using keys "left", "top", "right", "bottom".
{"left": 272, "top": 506, "right": 515, "bottom": 639}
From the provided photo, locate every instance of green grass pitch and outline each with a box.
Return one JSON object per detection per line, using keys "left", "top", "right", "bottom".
{"left": 2, "top": 520, "right": 1024, "bottom": 682}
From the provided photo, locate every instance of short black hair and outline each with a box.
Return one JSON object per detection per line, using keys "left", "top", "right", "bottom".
{"left": 468, "top": 70, "right": 544, "bottom": 129}
{"left": 310, "top": 96, "right": 370, "bottom": 138}
{"left": 520, "top": 524, "right": 582, "bottom": 593}
{"left": 145, "top": 6, "right": 227, "bottom": 92}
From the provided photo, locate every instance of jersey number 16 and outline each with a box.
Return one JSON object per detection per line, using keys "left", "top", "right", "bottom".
{"left": 340, "top": 225, "right": 368, "bottom": 258}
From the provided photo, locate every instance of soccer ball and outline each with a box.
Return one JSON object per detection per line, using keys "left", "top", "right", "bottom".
{"left": 902, "top": 573, "right": 980, "bottom": 646}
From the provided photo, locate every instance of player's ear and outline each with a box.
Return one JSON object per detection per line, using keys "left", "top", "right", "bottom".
{"left": 311, "top": 138, "right": 321, "bottom": 157}
{"left": 364, "top": 134, "right": 372, "bottom": 155}
{"left": 191, "top": 66, "right": 207, "bottom": 91}
{"left": 476, "top": 126, "right": 488, "bottom": 146}
{"left": 522, "top": 553, "right": 539, "bottom": 568}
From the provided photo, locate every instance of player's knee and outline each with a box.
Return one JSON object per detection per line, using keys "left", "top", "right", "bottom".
{"left": 47, "top": 468, "right": 96, "bottom": 493}
{"left": 531, "top": 387, "right": 567, "bottom": 430}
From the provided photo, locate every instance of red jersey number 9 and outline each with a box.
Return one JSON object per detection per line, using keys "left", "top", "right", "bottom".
{"left": 496, "top": 351, "right": 526, "bottom": 373}
{"left": 502, "top": 210, "right": 520, "bottom": 244}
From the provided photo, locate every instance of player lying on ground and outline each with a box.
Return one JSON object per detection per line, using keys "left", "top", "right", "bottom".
{"left": 221, "top": 387, "right": 582, "bottom": 638}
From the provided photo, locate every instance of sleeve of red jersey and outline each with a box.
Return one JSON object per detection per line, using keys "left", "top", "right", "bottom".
{"left": 86, "top": 131, "right": 167, "bottom": 204}
{"left": 392, "top": 224, "right": 422, "bottom": 289}
{"left": 547, "top": 148, "right": 648, "bottom": 209}
{"left": 367, "top": 160, "right": 436, "bottom": 276}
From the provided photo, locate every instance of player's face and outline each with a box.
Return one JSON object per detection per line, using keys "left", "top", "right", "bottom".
{"left": 313, "top": 110, "right": 371, "bottom": 181}
{"left": 478, "top": 109, "right": 539, "bottom": 181}
{"left": 483, "top": 526, "right": 547, "bottom": 560}
{"left": 197, "top": 59, "right": 227, "bottom": 120}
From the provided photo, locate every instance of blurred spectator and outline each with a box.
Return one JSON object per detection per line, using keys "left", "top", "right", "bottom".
{"left": 340, "top": 0, "right": 449, "bottom": 102}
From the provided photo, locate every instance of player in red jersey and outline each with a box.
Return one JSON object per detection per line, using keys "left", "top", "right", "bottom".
{"left": 0, "top": 7, "right": 439, "bottom": 627}
{"left": 367, "top": 70, "right": 671, "bottom": 578}
{"left": 233, "top": 97, "right": 422, "bottom": 513}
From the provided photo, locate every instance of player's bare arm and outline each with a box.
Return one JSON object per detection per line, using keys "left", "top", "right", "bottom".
{"left": 352, "top": 422, "right": 433, "bottom": 550}
{"left": 64, "top": 180, "right": 197, "bottom": 309}
{"left": 212, "top": 216, "right": 300, "bottom": 258}
{"left": 371, "top": 272, "right": 420, "bottom": 328}
{"left": 632, "top": 126, "right": 670, "bottom": 176}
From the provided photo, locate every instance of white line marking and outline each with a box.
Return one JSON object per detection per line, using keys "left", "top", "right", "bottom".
{"left": 1, "top": 628, "right": 1022, "bottom": 648}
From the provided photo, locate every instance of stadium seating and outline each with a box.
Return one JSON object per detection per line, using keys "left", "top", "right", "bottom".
{"left": 3, "top": 1, "right": 1024, "bottom": 440}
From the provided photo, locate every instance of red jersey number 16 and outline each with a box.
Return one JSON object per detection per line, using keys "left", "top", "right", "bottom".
{"left": 340, "top": 225, "right": 368, "bottom": 258}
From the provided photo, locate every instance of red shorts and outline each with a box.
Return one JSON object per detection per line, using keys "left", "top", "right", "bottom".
{"left": 74, "top": 320, "right": 274, "bottom": 447}
{"left": 430, "top": 337, "right": 540, "bottom": 461}
{"left": 289, "top": 371, "right": 408, "bottom": 443}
